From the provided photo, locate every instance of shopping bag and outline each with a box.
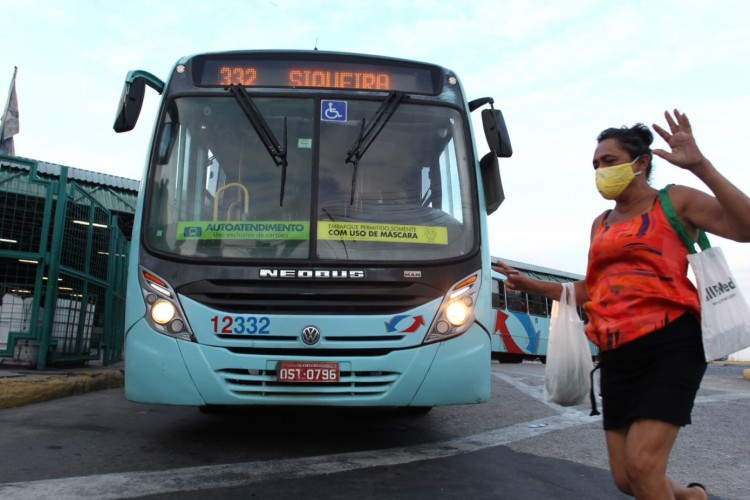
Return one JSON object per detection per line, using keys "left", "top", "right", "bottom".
{"left": 659, "top": 186, "right": 750, "bottom": 361}
{"left": 544, "top": 281, "right": 594, "bottom": 406}
{"left": 689, "top": 247, "right": 750, "bottom": 360}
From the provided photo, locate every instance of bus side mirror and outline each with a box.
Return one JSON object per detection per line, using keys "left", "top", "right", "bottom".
{"left": 113, "top": 78, "right": 146, "bottom": 133}
{"left": 113, "top": 70, "right": 165, "bottom": 133}
{"left": 480, "top": 152, "right": 504, "bottom": 215}
{"left": 482, "top": 109, "right": 513, "bottom": 158}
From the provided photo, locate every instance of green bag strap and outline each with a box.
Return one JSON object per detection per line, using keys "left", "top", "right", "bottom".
{"left": 658, "top": 184, "right": 711, "bottom": 254}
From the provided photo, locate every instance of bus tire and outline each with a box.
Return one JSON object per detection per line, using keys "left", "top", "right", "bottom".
{"left": 494, "top": 353, "right": 523, "bottom": 364}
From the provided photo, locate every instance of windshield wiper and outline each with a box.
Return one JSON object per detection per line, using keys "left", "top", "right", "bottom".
{"left": 228, "top": 84, "right": 288, "bottom": 206}
{"left": 345, "top": 91, "right": 405, "bottom": 205}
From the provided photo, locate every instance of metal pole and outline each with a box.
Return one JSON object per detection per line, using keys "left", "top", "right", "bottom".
{"left": 37, "top": 167, "right": 68, "bottom": 369}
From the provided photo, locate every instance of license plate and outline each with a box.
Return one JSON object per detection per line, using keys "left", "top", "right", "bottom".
{"left": 277, "top": 362, "right": 340, "bottom": 383}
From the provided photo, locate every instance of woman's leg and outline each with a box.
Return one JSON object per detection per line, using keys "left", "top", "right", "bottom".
{"left": 605, "top": 428, "right": 633, "bottom": 495}
{"left": 624, "top": 419, "right": 679, "bottom": 498}
{"left": 606, "top": 419, "right": 707, "bottom": 499}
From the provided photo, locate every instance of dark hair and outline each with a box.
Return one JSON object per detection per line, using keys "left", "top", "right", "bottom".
{"left": 597, "top": 123, "right": 654, "bottom": 181}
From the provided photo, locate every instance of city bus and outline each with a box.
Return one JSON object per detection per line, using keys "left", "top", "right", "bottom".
{"left": 490, "top": 258, "right": 597, "bottom": 363}
{"left": 113, "top": 50, "right": 512, "bottom": 411}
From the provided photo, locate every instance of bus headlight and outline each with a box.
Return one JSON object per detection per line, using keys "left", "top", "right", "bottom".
{"left": 151, "top": 300, "right": 176, "bottom": 324}
{"left": 445, "top": 300, "right": 470, "bottom": 326}
{"left": 423, "top": 271, "right": 480, "bottom": 344}
{"left": 139, "top": 266, "right": 195, "bottom": 341}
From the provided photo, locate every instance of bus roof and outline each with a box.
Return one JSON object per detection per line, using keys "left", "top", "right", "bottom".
{"left": 491, "top": 256, "right": 584, "bottom": 283}
{"left": 176, "top": 49, "right": 446, "bottom": 69}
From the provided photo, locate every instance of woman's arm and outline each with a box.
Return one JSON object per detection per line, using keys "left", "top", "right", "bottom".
{"left": 653, "top": 110, "right": 750, "bottom": 242}
{"left": 491, "top": 261, "right": 590, "bottom": 305}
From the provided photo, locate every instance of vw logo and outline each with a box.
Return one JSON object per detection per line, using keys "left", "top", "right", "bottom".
{"left": 301, "top": 326, "right": 321, "bottom": 346}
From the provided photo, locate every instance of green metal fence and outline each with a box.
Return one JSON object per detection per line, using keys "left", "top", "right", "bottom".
{"left": 0, "top": 156, "right": 129, "bottom": 368}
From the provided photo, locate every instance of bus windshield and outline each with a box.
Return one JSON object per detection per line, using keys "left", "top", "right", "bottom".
{"left": 145, "top": 94, "right": 475, "bottom": 262}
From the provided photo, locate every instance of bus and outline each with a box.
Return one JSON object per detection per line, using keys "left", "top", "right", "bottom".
{"left": 113, "top": 50, "right": 512, "bottom": 411}
{"left": 490, "top": 258, "right": 597, "bottom": 363}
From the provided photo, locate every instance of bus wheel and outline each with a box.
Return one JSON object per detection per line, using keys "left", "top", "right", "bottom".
{"left": 495, "top": 353, "right": 523, "bottom": 364}
{"left": 538, "top": 356, "right": 547, "bottom": 364}
{"left": 398, "top": 406, "right": 433, "bottom": 415}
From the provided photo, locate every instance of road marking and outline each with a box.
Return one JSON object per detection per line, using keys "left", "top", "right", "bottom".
{"left": 1, "top": 373, "right": 599, "bottom": 499}
{"left": 492, "top": 369, "right": 598, "bottom": 417}
{"left": 695, "top": 391, "right": 750, "bottom": 404}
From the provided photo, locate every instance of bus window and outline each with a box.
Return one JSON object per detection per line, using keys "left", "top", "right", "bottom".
{"left": 492, "top": 279, "right": 506, "bottom": 309}
{"left": 528, "top": 293, "right": 546, "bottom": 317}
{"left": 507, "top": 290, "right": 527, "bottom": 313}
{"left": 145, "top": 97, "right": 315, "bottom": 259}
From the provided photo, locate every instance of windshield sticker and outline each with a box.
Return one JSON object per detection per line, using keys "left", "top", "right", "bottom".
{"left": 177, "top": 221, "right": 310, "bottom": 240}
{"left": 297, "top": 138, "right": 312, "bottom": 149}
{"left": 321, "top": 100, "right": 347, "bottom": 122}
{"left": 318, "top": 221, "right": 448, "bottom": 245}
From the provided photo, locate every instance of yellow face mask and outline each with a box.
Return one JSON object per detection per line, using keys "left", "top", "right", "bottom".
{"left": 595, "top": 157, "right": 643, "bottom": 200}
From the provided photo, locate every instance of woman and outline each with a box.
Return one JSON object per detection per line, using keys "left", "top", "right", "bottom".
{"left": 493, "top": 110, "right": 750, "bottom": 499}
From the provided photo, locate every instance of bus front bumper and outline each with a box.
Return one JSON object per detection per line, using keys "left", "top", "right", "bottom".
{"left": 124, "top": 320, "right": 490, "bottom": 407}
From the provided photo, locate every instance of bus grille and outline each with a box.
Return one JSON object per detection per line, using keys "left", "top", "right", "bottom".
{"left": 178, "top": 279, "right": 440, "bottom": 315}
{"left": 217, "top": 368, "right": 400, "bottom": 398}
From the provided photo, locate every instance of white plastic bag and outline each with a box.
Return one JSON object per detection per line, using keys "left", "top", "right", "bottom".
{"left": 544, "top": 282, "right": 594, "bottom": 406}
{"left": 689, "top": 246, "right": 750, "bottom": 361}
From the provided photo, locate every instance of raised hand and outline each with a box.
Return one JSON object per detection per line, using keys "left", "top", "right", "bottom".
{"left": 491, "top": 261, "right": 532, "bottom": 292}
{"left": 652, "top": 109, "right": 707, "bottom": 171}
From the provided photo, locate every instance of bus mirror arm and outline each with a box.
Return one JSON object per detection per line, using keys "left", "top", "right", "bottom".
{"left": 468, "top": 97, "right": 494, "bottom": 113}
{"left": 113, "top": 70, "right": 165, "bottom": 133}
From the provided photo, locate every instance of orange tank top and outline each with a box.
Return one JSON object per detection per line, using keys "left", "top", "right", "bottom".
{"left": 584, "top": 197, "right": 700, "bottom": 350}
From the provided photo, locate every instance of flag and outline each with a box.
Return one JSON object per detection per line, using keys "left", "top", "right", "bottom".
{"left": 0, "top": 67, "right": 19, "bottom": 156}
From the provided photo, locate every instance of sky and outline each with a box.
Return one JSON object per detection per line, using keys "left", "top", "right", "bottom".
{"left": 2, "top": 0, "right": 750, "bottom": 295}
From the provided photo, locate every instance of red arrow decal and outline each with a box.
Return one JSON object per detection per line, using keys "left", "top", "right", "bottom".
{"left": 495, "top": 310, "right": 523, "bottom": 354}
{"left": 402, "top": 315, "right": 425, "bottom": 333}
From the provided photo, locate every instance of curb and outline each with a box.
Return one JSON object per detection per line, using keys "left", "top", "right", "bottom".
{"left": 0, "top": 369, "right": 124, "bottom": 409}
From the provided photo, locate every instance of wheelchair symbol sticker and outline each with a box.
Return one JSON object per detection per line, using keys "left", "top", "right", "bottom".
{"left": 321, "top": 100, "right": 347, "bottom": 122}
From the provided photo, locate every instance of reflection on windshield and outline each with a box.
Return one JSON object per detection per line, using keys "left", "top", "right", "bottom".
{"left": 228, "top": 85, "right": 289, "bottom": 205}
{"left": 145, "top": 95, "right": 474, "bottom": 262}
{"left": 345, "top": 91, "right": 404, "bottom": 205}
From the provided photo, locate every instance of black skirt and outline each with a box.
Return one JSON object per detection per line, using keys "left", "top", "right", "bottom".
{"left": 599, "top": 313, "right": 707, "bottom": 430}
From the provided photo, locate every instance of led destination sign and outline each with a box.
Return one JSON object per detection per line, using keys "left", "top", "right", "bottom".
{"left": 195, "top": 56, "right": 439, "bottom": 94}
